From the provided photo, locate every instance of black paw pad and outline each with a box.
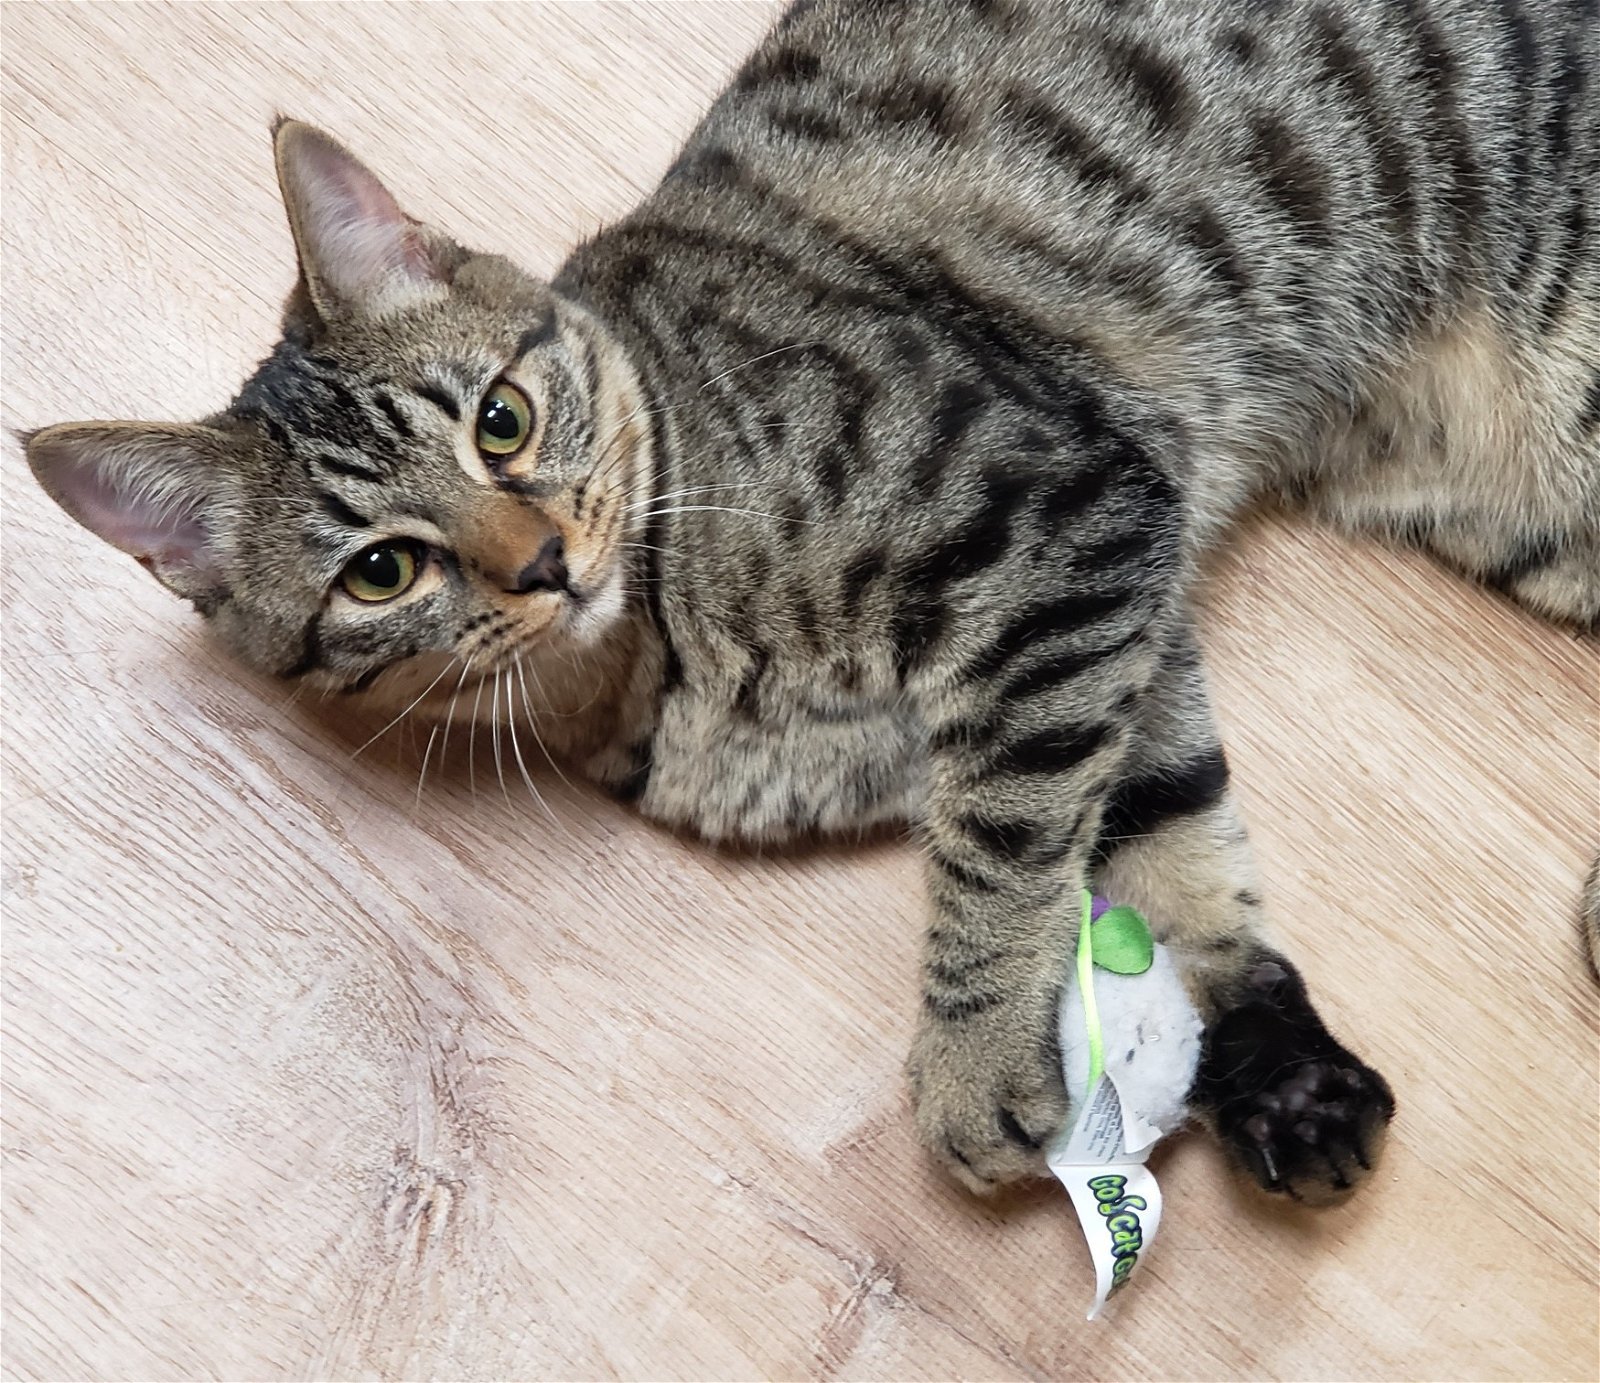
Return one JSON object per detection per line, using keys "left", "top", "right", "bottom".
{"left": 1196, "top": 952, "right": 1395, "bottom": 1203}
{"left": 1229, "top": 1057, "right": 1393, "bottom": 1201}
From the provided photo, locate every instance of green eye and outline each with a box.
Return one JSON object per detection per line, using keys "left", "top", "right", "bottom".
{"left": 341, "top": 542, "right": 421, "bottom": 603}
{"left": 476, "top": 380, "right": 533, "bottom": 459}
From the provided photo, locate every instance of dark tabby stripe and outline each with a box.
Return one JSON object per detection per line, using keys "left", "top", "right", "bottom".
{"left": 997, "top": 86, "right": 1153, "bottom": 209}
{"left": 840, "top": 545, "right": 889, "bottom": 614}
{"left": 928, "top": 844, "right": 1002, "bottom": 893}
{"left": 922, "top": 989, "right": 1003, "bottom": 1022}
{"left": 313, "top": 453, "right": 387, "bottom": 484}
{"left": 415, "top": 383, "right": 462, "bottom": 421}
{"left": 1399, "top": 0, "right": 1487, "bottom": 244}
{"left": 735, "top": 42, "right": 823, "bottom": 94}
{"left": 967, "top": 588, "right": 1139, "bottom": 683}
{"left": 1103, "top": 35, "right": 1193, "bottom": 136}
{"left": 962, "top": 811, "right": 1040, "bottom": 858}
{"left": 989, "top": 721, "right": 1114, "bottom": 776}
{"left": 281, "top": 610, "right": 323, "bottom": 679}
{"left": 1483, "top": 530, "right": 1566, "bottom": 589}
{"left": 910, "top": 381, "right": 990, "bottom": 496}
{"left": 773, "top": 107, "right": 846, "bottom": 141}
{"left": 1184, "top": 205, "right": 1253, "bottom": 298}
{"left": 1095, "top": 748, "right": 1231, "bottom": 852}
{"left": 1312, "top": 7, "right": 1421, "bottom": 300}
{"left": 318, "top": 492, "right": 370, "bottom": 528}
{"left": 998, "top": 624, "right": 1145, "bottom": 704}
{"left": 373, "top": 392, "right": 414, "bottom": 439}
{"left": 515, "top": 318, "right": 558, "bottom": 357}
{"left": 925, "top": 946, "right": 1005, "bottom": 988}
{"left": 1247, "top": 114, "right": 1332, "bottom": 246}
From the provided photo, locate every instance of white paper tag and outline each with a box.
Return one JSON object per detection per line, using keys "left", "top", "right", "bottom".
{"left": 1115, "top": 1079, "right": 1166, "bottom": 1158}
{"left": 1047, "top": 1076, "right": 1165, "bottom": 1319}
{"left": 1052, "top": 1157, "right": 1163, "bottom": 1319}
{"left": 1052, "top": 1072, "right": 1131, "bottom": 1163}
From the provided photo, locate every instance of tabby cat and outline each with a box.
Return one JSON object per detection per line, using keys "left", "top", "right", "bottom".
{"left": 24, "top": 0, "right": 1599, "bottom": 1202}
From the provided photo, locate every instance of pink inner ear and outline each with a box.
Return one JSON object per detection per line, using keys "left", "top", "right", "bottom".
{"left": 57, "top": 453, "right": 211, "bottom": 571}
{"left": 293, "top": 135, "right": 435, "bottom": 298}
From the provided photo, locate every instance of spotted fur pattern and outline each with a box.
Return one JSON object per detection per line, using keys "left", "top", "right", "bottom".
{"left": 25, "top": 0, "right": 1600, "bottom": 1197}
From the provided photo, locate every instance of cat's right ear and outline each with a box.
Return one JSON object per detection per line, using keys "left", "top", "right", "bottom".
{"left": 273, "top": 118, "right": 452, "bottom": 322}
{"left": 23, "top": 422, "right": 236, "bottom": 609}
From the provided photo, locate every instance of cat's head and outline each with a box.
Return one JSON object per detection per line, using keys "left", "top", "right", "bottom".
{"left": 24, "top": 120, "right": 650, "bottom": 707}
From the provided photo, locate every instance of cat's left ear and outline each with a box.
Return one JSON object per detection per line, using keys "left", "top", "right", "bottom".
{"left": 23, "top": 421, "right": 237, "bottom": 608}
{"left": 273, "top": 118, "right": 454, "bottom": 321}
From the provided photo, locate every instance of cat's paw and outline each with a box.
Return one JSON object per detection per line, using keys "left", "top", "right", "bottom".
{"left": 906, "top": 996, "right": 1070, "bottom": 1194}
{"left": 1198, "top": 957, "right": 1395, "bottom": 1206}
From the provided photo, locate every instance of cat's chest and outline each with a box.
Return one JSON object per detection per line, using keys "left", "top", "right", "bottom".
{"left": 639, "top": 678, "right": 925, "bottom": 845}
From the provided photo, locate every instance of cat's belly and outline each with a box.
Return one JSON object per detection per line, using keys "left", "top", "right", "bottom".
{"left": 640, "top": 692, "right": 924, "bottom": 845}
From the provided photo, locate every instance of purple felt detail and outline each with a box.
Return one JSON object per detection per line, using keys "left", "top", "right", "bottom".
{"left": 1090, "top": 894, "right": 1111, "bottom": 922}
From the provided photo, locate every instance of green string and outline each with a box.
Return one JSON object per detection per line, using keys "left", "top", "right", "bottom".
{"left": 1075, "top": 888, "right": 1104, "bottom": 1102}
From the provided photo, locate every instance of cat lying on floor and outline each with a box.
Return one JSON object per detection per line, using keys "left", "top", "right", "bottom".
{"left": 24, "top": 0, "right": 1599, "bottom": 1201}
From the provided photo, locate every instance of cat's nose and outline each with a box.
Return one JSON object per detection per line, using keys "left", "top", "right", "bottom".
{"left": 507, "top": 534, "right": 567, "bottom": 594}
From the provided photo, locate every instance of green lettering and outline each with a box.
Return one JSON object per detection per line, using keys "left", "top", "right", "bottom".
{"left": 1096, "top": 1194, "right": 1148, "bottom": 1218}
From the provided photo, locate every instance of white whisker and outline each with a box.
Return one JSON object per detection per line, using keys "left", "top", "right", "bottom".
{"left": 504, "top": 671, "right": 559, "bottom": 827}
{"left": 490, "top": 670, "right": 511, "bottom": 805}
{"left": 515, "top": 658, "right": 578, "bottom": 793}
{"left": 623, "top": 482, "right": 761, "bottom": 514}
{"left": 584, "top": 343, "right": 815, "bottom": 499}
{"left": 633, "top": 503, "right": 817, "bottom": 526}
{"left": 694, "top": 341, "right": 817, "bottom": 393}
{"left": 415, "top": 722, "right": 442, "bottom": 813}
{"left": 433, "top": 658, "right": 474, "bottom": 789}
{"left": 349, "top": 658, "right": 459, "bottom": 760}
{"left": 467, "top": 671, "right": 488, "bottom": 800}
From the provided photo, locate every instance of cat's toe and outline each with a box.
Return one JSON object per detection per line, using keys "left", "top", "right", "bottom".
{"left": 908, "top": 1011, "right": 1069, "bottom": 1194}
{"left": 1197, "top": 953, "right": 1395, "bottom": 1206}
{"left": 938, "top": 1117, "right": 1054, "bottom": 1194}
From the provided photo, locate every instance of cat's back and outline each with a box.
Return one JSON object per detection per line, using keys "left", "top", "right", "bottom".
{"left": 553, "top": 0, "right": 1598, "bottom": 842}
{"left": 575, "top": 0, "right": 1596, "bottom": 366}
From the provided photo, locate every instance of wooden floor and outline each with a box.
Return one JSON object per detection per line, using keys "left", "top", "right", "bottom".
{"left": 3, "top": 4, "right": 1597, "bottom": 1380}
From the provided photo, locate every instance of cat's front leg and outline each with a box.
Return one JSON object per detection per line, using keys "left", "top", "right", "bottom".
{"left": 905, "top": 623, "right": 1158, "bottom": 1192}
{"left": 1095, "top": 619, "right": 1395, "bottom": 1203}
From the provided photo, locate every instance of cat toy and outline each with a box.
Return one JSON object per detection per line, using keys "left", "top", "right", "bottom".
{"left": 1049, "top": 892, "right": 1203, "bottom": 1318}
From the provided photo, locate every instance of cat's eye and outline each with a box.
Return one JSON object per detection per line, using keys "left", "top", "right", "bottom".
{"left": 476, "top": 380, "right": 533, "bottom": 460}
{"left": 340, "top": 541, "right": 422, "bottom": 603}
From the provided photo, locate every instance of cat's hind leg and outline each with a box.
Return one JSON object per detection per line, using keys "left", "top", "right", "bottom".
{"left": 1092, "top": 624, "right": 1395, "bottom": 1203}
{"left": 1291, "top": 308, "right": 1600, "bottom": 632}
{"left": 1308, "top": 476, "right": 1600, "bottom": 629}
{"left": 1403, "top": 517, "right": 1600, "bottom": 631}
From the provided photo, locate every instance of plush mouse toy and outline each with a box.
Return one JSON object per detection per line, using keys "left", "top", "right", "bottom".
{"left": 1047, "top": 893, "right": 1204, "bottom": 1318}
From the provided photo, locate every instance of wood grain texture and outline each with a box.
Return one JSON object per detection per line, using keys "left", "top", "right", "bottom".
{"left": 2, "top": 4, "right": 1596, "bottom": 1379}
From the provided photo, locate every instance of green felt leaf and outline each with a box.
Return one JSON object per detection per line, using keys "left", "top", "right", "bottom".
{"left": 1090, "top": 906, "right": 1154, "bottom": 975}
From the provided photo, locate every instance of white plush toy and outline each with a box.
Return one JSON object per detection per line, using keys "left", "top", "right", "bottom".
{"left": 1047, "top": 893, "right": 1204, "bottom": 1318}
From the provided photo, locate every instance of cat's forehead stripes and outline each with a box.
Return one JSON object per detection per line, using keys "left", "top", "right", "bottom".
{"left": 230, "top": 302, "right": 565, "bottom": 469}
{"left": 232, "top": 337, "right": 418, "bottom": 479}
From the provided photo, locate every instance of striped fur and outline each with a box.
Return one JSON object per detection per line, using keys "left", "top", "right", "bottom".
{"left": 25, "top": 0, "right": 1600, "bottom": 1199}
